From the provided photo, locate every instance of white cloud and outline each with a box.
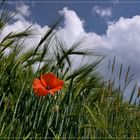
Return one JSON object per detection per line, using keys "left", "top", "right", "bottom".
{"left": 56, "top": 8, "right": 140, "bottom": 89}
{"left": 13, "top": 3, "right": 31, "bottom": 22}
{"left": 57, "top": 7, "right": 85, "bottom": 47}
{"left": 1, "top": 3, "right": 49, "bottom": 51}
{"left": 102, "top": 16, "right": 140, "bottom": 82}
{"left": 93, "top": 6, "right": 112, "bottom": 18}
{"left": 16, "top": 3, "right": 31, "bottom": 17}
{"left": 1, "top": 20, "right": 49, "bottom": 51}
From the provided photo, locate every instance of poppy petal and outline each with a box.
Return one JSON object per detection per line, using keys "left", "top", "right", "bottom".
{"left": 49, "top": 85, "right": 63, "bottom": 94}
{"left": 51, "top": 79, "right": 64, "bottom": 89}
{"left": 32, "top": 79, "right": 49, "bottom": 96}
{"left": 41, "top": 73, "right": 64, "bottom": 88}
{"left": 40, "top": 73, "right": 54, "bottom": 87}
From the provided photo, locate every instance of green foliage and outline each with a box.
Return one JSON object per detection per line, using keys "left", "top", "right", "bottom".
{"left": 0, "top": 3, "right": 140, "bottom": 139}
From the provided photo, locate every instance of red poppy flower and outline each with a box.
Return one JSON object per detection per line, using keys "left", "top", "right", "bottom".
{"left": 32, "top": 73, "right": 64, "bottom": 96}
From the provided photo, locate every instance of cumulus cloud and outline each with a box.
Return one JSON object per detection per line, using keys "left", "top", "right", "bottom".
{"left": 58, "top": 7, "right": 85, "bottom": 47}
{"left": 56, "top": 8, "right": 140, "bottom": 89}
{"left": 16, "top": 3, "right": 31, "bottom": 17}
{"left": 101, "top": 16, "right": 140, "bottom": 83}
{"left": 1, "top": 3, "right": 49, "bottom": 51}
{"left": 93, "top": 6, "right": 112, "bottom": 18}
{"left": 13, "top": 3, "right": 31, "bottom": 22}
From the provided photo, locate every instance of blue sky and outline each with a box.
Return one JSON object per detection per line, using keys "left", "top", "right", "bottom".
{"left": 7, "top": 0, "right": 140, "bottom": 34}
{"left": 30, "top": 2, "right": 140, "bottom": 34}
{"left": 2, "top": 0, "right": 140, "bottom": 96}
